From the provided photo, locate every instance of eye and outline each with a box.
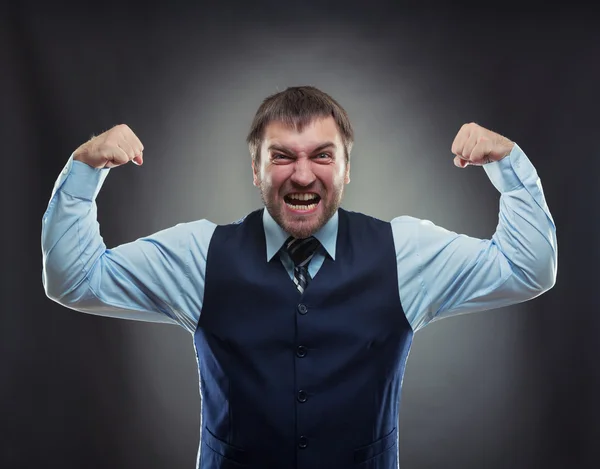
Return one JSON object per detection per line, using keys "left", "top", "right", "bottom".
{"left": 314, "top": 153, "right": 331, "bottom": 160}
{"left": 272, "top": 153, "right": 291, "bottom": 160}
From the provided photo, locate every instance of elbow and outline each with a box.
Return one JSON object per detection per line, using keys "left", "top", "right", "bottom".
{"left": 42, "top": 271, "right": 67, "bottom": 304}
{"left": 518, "top": 245, "right": 558, "bottom": 297}
{"left": 534, "top": 263, "right": 557, "bottom": 294}
{"left": 42, "top": 275, "right": 85, "bottom": 307}
{"left": 537, "top": 244, "right": 558, "bottom": 293}
{"left": 41, "top": 263, "right": 81, "bottom": 305}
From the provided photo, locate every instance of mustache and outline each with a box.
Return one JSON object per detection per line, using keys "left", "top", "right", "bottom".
{"left": 280, "top": 182, "right": 324, "bottom": 195}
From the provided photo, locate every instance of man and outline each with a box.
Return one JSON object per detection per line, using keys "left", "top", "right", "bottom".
{"left": 41, "top": 86, "right": 557, "bottom": 469}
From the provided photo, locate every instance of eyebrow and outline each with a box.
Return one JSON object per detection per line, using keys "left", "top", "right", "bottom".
{"left": 267, "top": 142, "right": 337, "bottom": 155}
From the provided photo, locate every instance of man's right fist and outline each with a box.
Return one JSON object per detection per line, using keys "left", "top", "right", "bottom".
{"left": 73, "top": 124, "right": 144, "bottom": 169}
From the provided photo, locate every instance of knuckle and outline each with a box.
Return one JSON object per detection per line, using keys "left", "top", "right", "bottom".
{"left": 106, "top": 128, "right": 120, "bottom": 140}
{"left": 97, "top": 146, "right": 112, "bottom": 158}
{"left": 109, "top": 124, "right": 122, "bottom": 135}
{"left": 112, "top": 151, "right": 127, "bottom": 163}
{"left": 112, "top": 124, "right": 130, "bottom": 138}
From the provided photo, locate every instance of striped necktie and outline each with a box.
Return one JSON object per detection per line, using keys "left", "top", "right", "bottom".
{"left": 284, "top": 236, "right": 321, "bottom": 294}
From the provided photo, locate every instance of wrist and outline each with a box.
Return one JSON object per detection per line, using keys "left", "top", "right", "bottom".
{"left": 73, "top": 145, "right": 102, "bottom": 169}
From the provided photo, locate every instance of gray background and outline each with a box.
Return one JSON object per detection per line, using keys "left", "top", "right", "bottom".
{"left": 2, "top": 1, "right": 598, "bottom": 468}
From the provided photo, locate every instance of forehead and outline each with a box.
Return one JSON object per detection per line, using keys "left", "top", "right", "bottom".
{"left": 262, "top": 116, "right": 343, "bottom": 153}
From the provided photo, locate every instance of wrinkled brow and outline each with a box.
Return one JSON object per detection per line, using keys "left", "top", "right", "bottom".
{"left": 267, "top": 142, "right": 337, "bottom": 155}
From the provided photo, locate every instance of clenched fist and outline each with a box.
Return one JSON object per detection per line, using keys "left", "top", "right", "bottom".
{"left": 451, "top": 123, "right": 514, "bottom": 168}
{"left": 73, "top": 124, "right": 144, "bottom": 169}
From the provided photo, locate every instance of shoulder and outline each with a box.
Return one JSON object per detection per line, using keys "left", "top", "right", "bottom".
{"left": 390, "top": 215, "right": 460, "bottom": 257}
{"left": 204, "top": 209, "right": 266, "bottom": 249}
{"left": 188, "top": 209, "right": 263, "bottom": 232}
{"left": 390, "top": 215, "right": 429, "bottom": 228}
{"left": 215, "top": 209, "right": 263, "bottom": 231}
{"left": 341, "top": 209, "right": 429, "bottom": 230}
{"left": 160, "top": 219, "right": 218, "bottom": 251}
{"left": 390, "top": 215, "right": 442, "bottom": 240}
{"left": 339, "top": 208, "right": 389, "bottom": 227}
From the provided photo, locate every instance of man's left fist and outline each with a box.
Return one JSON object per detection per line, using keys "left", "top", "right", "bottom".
{"left": 451, "top": 123, "right": 514, "bottom": 168}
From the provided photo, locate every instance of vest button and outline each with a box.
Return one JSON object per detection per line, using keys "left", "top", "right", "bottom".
{"left": 297, "top": 390, "right": 308, "bottom": 402}
{"left": 297, "top": 303, "right": 308, "bottom": 315}
{"left": 298, "top": 436, "right": 308, "bottom": 449}
{"left": 296, "top": 345, "right": 307, "bottom": 357}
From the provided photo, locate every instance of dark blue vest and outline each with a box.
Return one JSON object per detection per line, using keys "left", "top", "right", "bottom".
{"left": 194, "top": 208, "right": 413, "bottom": 469}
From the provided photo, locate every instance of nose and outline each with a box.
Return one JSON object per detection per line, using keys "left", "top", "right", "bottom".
{"left": 290, "top": 157, "right": 315, "bottom": 187}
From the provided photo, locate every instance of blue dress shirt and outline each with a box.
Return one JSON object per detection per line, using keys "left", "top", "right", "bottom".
{"left": 41, "top": 144, "right": 557, "bottom": 334}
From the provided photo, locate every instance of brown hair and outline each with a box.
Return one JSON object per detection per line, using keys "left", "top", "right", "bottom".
{"left": 246, "top": 86, "right": 354, "bottom": 164}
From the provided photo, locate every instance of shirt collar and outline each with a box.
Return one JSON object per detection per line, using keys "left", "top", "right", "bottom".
{"left": 262, "top": 208, "right": 338, "bottom": 261}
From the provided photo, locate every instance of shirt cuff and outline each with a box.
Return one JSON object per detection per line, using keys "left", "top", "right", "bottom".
{"left": 483, "top": 143, "right": 539, "bottom": 194}
{"left": 53, "top": 154, "right": 111, "bottom": 201}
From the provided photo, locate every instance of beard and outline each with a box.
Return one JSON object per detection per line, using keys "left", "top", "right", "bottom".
{"left": 259, "top": 182, "right": 344, "bottom": 239}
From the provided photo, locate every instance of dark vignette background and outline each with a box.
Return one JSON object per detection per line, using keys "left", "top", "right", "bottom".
{"left": 2, "top": 1, "right": 598, "bottom": 468}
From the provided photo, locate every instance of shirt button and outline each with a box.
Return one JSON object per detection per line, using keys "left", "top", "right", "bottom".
{"left": 296, "top": 345, "right": 307, "bottom": 358}
{"left": 298, "top": 436, "right": 308, "bottom": 449}
{"left": 297, "top": 390, "right": 308, "bottom": 403}
{"left": 297, "top": 304, "right": 308, "bottom": 315}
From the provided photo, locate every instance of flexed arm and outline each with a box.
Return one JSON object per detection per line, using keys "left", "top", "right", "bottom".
{"left": 394, "top": 123, "right": 557, "bottom": 331}
{"left": 41, "top": 125, "right": 212, "bottom": 333}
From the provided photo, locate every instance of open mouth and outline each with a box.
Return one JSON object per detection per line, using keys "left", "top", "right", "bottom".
{"left": 284, "top": 193, "right": 321, "bottom": 212}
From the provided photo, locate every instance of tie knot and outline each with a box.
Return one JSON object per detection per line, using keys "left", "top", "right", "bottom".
{"left": 284, "top": 236, "right": 320, "bottom": 267}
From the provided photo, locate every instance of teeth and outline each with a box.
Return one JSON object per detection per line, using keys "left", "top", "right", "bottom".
{"left": 288, "top": 193, "right": 317, "bottom": 201}
{"left": 287, "top": 203, "right": 318, "bottom": 211}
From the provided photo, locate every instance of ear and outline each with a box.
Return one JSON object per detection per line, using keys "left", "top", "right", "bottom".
{"left": 252, "top": 158, "right": 260, "bottom": 186}
{"left": 344, "top": 160, "right": 351, "bottom": 184}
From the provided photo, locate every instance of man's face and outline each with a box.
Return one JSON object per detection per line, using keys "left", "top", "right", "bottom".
{"left": 252, "top": 116, "right": 350, "bottom": 239}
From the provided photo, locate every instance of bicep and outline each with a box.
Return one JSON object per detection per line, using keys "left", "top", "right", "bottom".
{"left": 393, "top": 217, "right": 515, "bottom": 332}
{"left": 60, "top": 219, "right": 214, "bottom": 332}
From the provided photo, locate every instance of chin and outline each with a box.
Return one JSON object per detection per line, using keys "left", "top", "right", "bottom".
{"left": 263, "top": 195, "right": 340, "bottom": 239}
{"left": 282, "top": 218, "right": 321, "bottom": 239}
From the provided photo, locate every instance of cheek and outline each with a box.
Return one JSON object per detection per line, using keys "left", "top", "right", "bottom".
{"left": 260, "top": 169, "right": 285, "bottom": 193}
{"left": 323, "top": 167, "right": 346, "bottom": 190}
